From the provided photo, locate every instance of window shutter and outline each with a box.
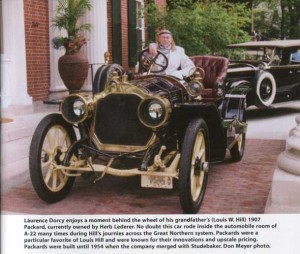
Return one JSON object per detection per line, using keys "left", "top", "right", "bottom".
{"left": 128, "top": 0, "right": 137, "bottom": 67}
{"left": 148, "top": 0, "right": 155, "bottom": 42}
{"left": 111, "top": 0, "right": 122, "bottom": 64}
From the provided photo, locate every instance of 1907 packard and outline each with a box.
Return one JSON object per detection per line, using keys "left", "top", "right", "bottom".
{"left": 29, "top": 49, "right": 249, "bottom": 213}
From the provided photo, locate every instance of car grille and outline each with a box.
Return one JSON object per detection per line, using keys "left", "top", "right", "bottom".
{"left": 94, "top": 94, "right": 153, "bottom": 147}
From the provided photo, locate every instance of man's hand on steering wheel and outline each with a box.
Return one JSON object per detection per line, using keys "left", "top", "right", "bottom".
{"left": 138, "top": 48, "right": 168, "bottom": 74}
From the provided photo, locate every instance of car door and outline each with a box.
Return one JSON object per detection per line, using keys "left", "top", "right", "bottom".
{"left": 269, "top": 48, "right": 300, "bottom": 91}
{"left": 291, "top": 49, "right": 300, "bottom": 86}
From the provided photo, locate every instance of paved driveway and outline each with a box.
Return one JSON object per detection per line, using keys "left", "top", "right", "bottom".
{"left": 1, "top": 140, "right": 284, "bottom": 215}
{"left": 1, "top": 100, "right": 299, "bottom": 214}
{"left": 247, "top": 100, "right": 300, "bottom": 139}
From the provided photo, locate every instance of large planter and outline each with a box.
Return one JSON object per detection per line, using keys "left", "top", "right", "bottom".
{"left": 58, "top": 50, "right": 89, "bottom": 92}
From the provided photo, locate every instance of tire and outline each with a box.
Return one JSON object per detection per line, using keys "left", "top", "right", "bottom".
{"left": 179, "top": 118, "right": 209, "bottom": 214}
{"left": 92, "top": 65, "right": 107, "bottom": 94}
{"left": 93, "top": 64, "right": 124, "bottom": 94}
{"left": 255, "top": 72, "right": 276, "bottom": 108}
{"left": 230, "top": 133, "right": 246, "bottom": 162}
{"left": 29, "top": 113, "right": 77, "bottom": 203}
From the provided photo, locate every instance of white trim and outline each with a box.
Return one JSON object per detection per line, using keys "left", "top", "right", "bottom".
{"left": 136, "top": 0, "right": 146, "bottom": 49}
{"left": 1, "top": 0, "right": 32, "bottom": 108}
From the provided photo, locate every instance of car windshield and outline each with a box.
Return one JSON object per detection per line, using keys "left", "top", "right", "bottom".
{"left": 228, "top": 47, "right": 274, "bottom": 62}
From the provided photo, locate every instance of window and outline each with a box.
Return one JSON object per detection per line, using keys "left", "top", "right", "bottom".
{"left": 136, "top": 0, "right": 145, "bottom": 51}
{"left": 291, "top": 50, "right": 300, "bottom": 63}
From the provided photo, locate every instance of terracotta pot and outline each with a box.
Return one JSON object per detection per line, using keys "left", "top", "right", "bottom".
{"left": 58, "top": 51, "right": 89, "bottom": 92}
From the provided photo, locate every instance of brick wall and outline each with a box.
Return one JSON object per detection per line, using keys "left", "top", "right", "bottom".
{"left": 121, "top": 0, "right": 129, "bottom": 69}
{"left": 24, "top": 0, "right": 50, "bottom": 101}
{"left": 107, "top": 1, "right": 112, "bottom": 64}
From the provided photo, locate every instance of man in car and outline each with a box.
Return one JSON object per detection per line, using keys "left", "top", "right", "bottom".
{"left": 148, "top": 29, "right": 195, "bottom": 79}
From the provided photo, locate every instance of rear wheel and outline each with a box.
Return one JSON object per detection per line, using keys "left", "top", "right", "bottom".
{"left": 230, "top": 133, "right": 246, "bottom": 162}
{"left": 29, "top": 114, "right": 77, "bottom": 203}
{"left": 179, "top": 118, "right": 209, "bottom": 214}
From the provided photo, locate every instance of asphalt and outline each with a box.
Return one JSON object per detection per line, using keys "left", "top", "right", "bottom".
{"left": 1, "top": 100, "right": 299, "bottom": 214}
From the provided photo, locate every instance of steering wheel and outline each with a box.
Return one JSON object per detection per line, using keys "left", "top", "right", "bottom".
{"left": 138, "top": 48, "right": 168, "bottom": 73}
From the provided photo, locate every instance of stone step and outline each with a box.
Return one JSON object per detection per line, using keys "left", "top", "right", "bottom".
{"left": 1, "top": 102, "right": 59, "bottom": 182}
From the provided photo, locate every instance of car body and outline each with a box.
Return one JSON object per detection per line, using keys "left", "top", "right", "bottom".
{"left": 29, "top": 50, "right": 249, "bottom": 214}
{"left": 226, "top": 40, "right": 300, "bottom": 108}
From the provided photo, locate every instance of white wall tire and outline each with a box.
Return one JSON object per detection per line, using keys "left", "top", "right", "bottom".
{"left": 255, "top": 72, "right": 276, "bottom": 108}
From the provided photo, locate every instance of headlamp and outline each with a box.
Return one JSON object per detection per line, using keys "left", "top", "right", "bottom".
{"left": 138, "top": 98, "right": 171, "bottom": 128}
{"left": 187, "top": 81, "right": 204, "bottom": 97}
{"left": 61, "top": 94, "right": 93, "bottom": 124}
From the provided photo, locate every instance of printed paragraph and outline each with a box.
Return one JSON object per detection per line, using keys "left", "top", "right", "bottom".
{"left": 22, "top": 215, "right": 278, "bottom": 252}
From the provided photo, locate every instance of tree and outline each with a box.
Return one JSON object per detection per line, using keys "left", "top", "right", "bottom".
{"left": 281, "top": 0, "right": 300, "bottom": 38}
{"left": 250, "top": 0, "right": 300, "bottom": 39}
{"left": 166, "top": 0, "right": 208, "bottom": 9}
{"left": 145, "top": 2, "right": 250, "bottom": 55}
{"left": 165, "top": 0, "right": 300, "bottom": 39}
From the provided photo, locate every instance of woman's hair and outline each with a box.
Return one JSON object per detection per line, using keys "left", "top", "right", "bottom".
{"left": 156, "top": 29, "right": 176, "bottom": 51}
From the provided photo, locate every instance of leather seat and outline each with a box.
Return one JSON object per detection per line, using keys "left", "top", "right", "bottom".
{"left": 189, "top": 55, "right": 229, "bottom": 101}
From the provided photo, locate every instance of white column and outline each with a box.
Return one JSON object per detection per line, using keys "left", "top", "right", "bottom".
{"left": 48, "top": 0, "right": 108, "bottom": 98}
{"left": 48, "top": 0, "right": 69, "bottom": 100}
{"left": 1, "top": 0, "right": 32, "bottom": 108}
{"left": 81, "top": 0, "right": 108, "bottom": 91}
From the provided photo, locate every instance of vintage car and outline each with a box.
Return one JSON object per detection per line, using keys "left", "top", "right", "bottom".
{"left": 29, "top": 49, "right": 249, "bottom": 214}
{"left": 226, "top": 40, "right": 300, "bottom": 108}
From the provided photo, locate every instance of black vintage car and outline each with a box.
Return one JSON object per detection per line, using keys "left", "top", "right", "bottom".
{"left": 29, "top": 50, "right": 249, "bottom": 214}
{"left": 226, "top": 40, "right": 300, "bottom": 108}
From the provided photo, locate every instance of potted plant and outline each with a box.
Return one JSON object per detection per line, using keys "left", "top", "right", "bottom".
{"left": 52, "top": 0, "right": 92, "bottom": 92}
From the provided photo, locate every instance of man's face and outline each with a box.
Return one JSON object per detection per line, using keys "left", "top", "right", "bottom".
{"left": 158, "top": 34, "right": 173, "bottom": 48}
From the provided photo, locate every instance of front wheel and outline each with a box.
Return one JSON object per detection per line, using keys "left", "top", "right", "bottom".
{"left": 29, "top": 114, "right": 77, "bottom": 203}
{"left": 255, "top": 72, "right": 276, "bottom": 108}
{"left": 179, "top": 118, "right": 210, "bottom": 214}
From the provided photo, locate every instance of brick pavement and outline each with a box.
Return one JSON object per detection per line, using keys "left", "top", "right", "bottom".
{"left": 1, "top": 139, "right": 285, "bottom": 215}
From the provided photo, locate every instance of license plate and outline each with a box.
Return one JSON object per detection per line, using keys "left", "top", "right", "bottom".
{"left": 141, "top": 175, "right": 173, "bottom": 189}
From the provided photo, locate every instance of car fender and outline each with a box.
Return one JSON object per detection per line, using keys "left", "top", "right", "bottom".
{"left": 222, "top": 80, "right": 251, "bottom": 118}
{"left": 173, "top": 103, "right": 226, "bottom": 162}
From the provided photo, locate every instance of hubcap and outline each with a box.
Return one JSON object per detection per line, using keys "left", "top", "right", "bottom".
{"left": 260, "top": 81, "right": 272, "bottom": 101}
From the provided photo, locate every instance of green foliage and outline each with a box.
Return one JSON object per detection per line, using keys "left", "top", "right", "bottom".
{"left": 253, "top": 1, "right": 281, "bottom": 39}
{"left": 52, "top": 0, "right": 92, "bottom": 37}
{"left": 281, "top": 0, "right": 300, "bottom": 38}
{"left": 252, "top": 0, "right": 300, "bottom": 39}
{"left": 145, "top": 1, "right": 251, "bottom": 55}
{"left": 166, "top": 0, "right": 198, "bottom": 10}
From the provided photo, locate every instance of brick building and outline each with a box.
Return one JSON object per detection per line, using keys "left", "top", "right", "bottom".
{"left": 1, "top": 0, "right": 166, "bottom": 108}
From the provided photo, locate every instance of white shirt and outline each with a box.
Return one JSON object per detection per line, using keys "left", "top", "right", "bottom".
{"left": 150, "top": 43, "right": 195, "bottom": 79}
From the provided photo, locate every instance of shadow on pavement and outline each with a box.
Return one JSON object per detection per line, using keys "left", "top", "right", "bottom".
{"left": 247, "top": 102, "right": 300, "bottom": 120}
{"left": 1, "top": 140, "right": 285, "bottom": 215}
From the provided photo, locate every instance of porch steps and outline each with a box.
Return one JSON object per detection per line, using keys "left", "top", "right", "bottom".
{"left": 1, "top": 102, "right": 59, "bottom": 186}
